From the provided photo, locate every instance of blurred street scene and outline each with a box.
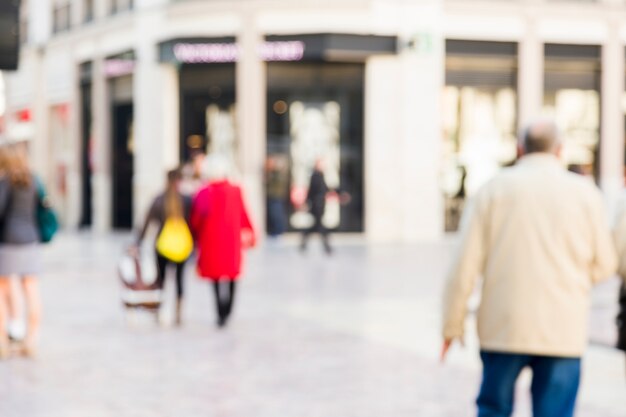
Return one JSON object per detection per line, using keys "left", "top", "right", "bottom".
{"left": 0, "top": 233, "right": 624, "bottom": 417}
{"left": 2, "top": 0, "right": 626, "bottom": 416}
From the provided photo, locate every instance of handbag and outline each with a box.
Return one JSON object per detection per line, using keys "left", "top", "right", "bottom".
{"left": 155, "top": 217, "right": 193, "bottom": 263}
{"left": 36, "top": 178, "right": 59, "bottom": 243}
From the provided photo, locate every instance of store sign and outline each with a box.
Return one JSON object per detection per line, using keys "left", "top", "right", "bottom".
{"left": 172, "top": 41, "right": 306, "bottom": 64}
{"left": 173, "top": 43, "right": 239, "bottom": 64}
{"left": 259, "top": 41, "right": 306, "bottom": 62}
{"left": 104, "top": 59, "right": 135, "bottom": 78}
{"left": 161, "top": 34, "right": 396, "bottom": 65}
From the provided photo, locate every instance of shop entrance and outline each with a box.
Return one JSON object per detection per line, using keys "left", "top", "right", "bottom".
{"left": 112, "top": 102, "right": 134, "bottom": 229}
{"left": 79, "top": 80, "right": 93, "bottom": 228}
{"left": 442, "top": 40, "right": 519, "bottom": 231}
{"left": 179, "top": 65, "right": 236, "bottom": 164}
{"left": 267, "top": 63, "right": 364, "bottom": 233}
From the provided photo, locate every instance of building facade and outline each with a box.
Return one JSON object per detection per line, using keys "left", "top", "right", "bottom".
{"left": 2, "top": 0, "right": 626, "bottom": 242}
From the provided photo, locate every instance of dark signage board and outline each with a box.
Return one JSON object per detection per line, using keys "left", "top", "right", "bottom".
{"left": 266, "top": 33, "right": 398, "bottom": 62}
{"left": 159, "top": 34, "right": 397, "bottom": 65}
{"left": 0, "top": 0, "right": 20, "bottom": 70}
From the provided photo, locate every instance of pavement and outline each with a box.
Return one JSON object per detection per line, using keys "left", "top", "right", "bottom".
{"left": 0, "top": 232, "right": 625, "bottom": 417}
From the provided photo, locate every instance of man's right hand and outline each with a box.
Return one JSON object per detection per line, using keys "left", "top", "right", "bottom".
{"left": 440, "top": 339, "right": 454, "bottom": 363}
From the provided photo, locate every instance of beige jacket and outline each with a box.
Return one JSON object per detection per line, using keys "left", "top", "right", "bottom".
{"left": 443, "top": 154, "right": 617, "bottom": 357}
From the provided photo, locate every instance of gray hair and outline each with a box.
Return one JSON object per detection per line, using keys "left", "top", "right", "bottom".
{"left": 521, "top": 120, "right": 560, "bottom": 154}
{"left": 201, "top": 153, "right": 232, "bottom": 181}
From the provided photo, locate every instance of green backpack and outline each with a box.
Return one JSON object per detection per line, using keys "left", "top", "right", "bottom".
{"left": 36, "top": 178, "right": 59, "bottom": 243}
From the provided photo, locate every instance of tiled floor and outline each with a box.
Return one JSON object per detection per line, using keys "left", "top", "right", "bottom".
{"left": 0, "top": 232, "right": 624, "bottom": 416}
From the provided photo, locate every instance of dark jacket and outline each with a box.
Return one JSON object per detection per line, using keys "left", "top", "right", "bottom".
{"left": 138, "top": 192, "right": 192, "bottom": 245}
{"left": 0, "top": 176, "right": 39, "bottom": 245}
{"left": 618, "top": 282, "right": 626, "bottom": 351}
{"left": 306, "top": 170, "right": 329, "bottom": 217}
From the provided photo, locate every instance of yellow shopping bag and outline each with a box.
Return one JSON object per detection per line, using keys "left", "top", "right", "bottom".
{"left": 156, "top": 217, "right": 194, "bottom": 263}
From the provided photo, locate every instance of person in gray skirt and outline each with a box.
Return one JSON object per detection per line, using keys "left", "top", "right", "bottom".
{"left": 0, "top": 144, "right": 43, "bottom": 358}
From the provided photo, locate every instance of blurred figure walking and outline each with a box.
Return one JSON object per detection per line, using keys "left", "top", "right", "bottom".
{"left": 0, "top": 145, "right": 45, "bottom": 358}
{"left": 611, "top": 196, "right": 626, "bottom": 370}
{"left": 441, "top": 120, "right": 617, "bottom": 417}
{"left": 135, "top": 168, "right": 192, "bottom": 325}
{"left": 191, "top": 157, "right": 255, "bottom": 328}
{"left": 180, "top": 150, "right": 206, "bottom": 196}
{"left": 265, "top": 155, "right": 289, "bottom": 237}
{"left": 300, "top": 160, "right": 332, "bottom": 254}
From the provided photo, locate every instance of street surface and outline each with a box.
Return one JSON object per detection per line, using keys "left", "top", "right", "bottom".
{"left": 0, "top": 232, "right": 624, "bottom": 417}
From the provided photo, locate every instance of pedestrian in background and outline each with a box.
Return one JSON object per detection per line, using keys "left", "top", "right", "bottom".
{"left": 300, "top": 159, "right": 333, "bottom": 255}
{"left": 134, "top": 168, "right": 192, "bottom": 326}
{"left": 180, "top": 150, "right": 206, "bottom": 197}
{"left": 265, "top": 155, "right": 289, "bottom": 237}
{"left": 617, "top": 283, "right": 626, "bottom": 366}
{"left": 441, "top": 120, "right": 617, "bottom": 417}
{"left": 0, "top": 144, "right": 45, "bottom": 358}
{"left": 611, "top": 196, "right": 626, "bottom": 370}
{"left": 0, "top": 144, "right": 9, "bottom": 358}
{"left": 191, "top": 156, "right": 255, "bottom": 328}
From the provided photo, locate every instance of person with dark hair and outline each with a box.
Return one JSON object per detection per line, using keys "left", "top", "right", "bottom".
{"left": 617, "top": 284, "right": 626, "bottom": 354}
{"left": 135, "top": 168, "right": 192, "bottom": 326}
{"left": 0, "top": 144, "right": 44, "bottom": 358}
{"left": 442, "top": 120, "right": 617, "bottom": 417}
{"left": 611, "top": 196, "right": 626, "bottom": 367}
{"left": 300, "top": 159, "right": 333, "bottom": 254}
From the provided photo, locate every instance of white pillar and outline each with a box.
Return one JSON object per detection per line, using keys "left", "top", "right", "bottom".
{"left": 518, "top": 18, "right": 543, "bottom": 130}
{"left": 161, "top": 65, "right": 180, "bottom": 172}
{"left": 30, "top": 51, "right": 48, "bottom": 181}
{"left": 236, "top": 13, "right": 266, "bottom": 236}
{"left": 91, "top": 57, "right": 112, "bottom": 233}
{"left": 133, "top": 9, "right": 168, "bottom": 228}
{"left": 65, "top": 66, "right": 82, "bottom": 229}
{"left": 365, "top": 57, "right": 403, "bottom": 241}
{"left": 600, "top": 20, "right": 625, "bottom": 215}
{"left": 366, "top": 0, "right": 444, "bottom": 242}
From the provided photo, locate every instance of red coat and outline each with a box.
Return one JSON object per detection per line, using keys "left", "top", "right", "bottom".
{"left": 190, "top": 181, "right": 255, "bottom": 281}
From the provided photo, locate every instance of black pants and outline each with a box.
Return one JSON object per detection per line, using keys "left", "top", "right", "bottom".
{"left": 213, "top": 281, "right": 237, "bottom": 322}
{"left": 301, "top": 213, "right": 331, "bottom": 254}
{"left": 155, "top": 252, "right": 186, "bottom": 298}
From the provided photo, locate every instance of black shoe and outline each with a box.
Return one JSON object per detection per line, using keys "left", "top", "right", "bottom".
{"left": 217, "top": 316, "right": 227, "bottom": 328}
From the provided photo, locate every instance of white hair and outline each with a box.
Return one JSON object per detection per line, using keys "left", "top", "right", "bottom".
{"left": 201, "top": 153, "right": 232, "bottom": 181}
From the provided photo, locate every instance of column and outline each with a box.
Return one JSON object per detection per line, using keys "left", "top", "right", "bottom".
{"left": 91, "top": 57, "right": 112, "bottom": 233}
{"left": 518, "top": 17, "right": 543, "bottom": 130}
{"left": 600, "top": 19, "right": 625, "bottom": 215}
{"left": 30, "top": 51, "right": 48, "bottom": 181}
{"left": 236, "top": 12, "right": 266, "bottom": 236}
{"left": 367, "top": 0, "right": 444, "bottom": 242}
{"left": 133, "top": 6, "right": 169, "bottom": 228}
{"left": 161, "top": 66, "right": 179, "bottom": 172}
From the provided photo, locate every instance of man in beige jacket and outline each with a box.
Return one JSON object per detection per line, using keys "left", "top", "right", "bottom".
{"left": 441, "top": 120, "right": 617, "bottom": 417}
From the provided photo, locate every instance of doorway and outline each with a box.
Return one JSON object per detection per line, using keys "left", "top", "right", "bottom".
{"left": 267, "top": 63, "right": 365, "bottom": 233}
{"left": 79, "top": 82, "right": 93, "bottom": 228}
{"left": 112, "top": 102, "right": 134, "bottom": 229}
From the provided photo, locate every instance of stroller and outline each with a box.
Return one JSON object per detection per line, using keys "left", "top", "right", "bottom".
{"left": 118, "top": 249, "right": 162, "bottom": 322}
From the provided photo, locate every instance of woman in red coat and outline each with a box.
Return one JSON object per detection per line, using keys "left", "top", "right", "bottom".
{"left": 191, "top": 160, "right": 255, "bottom": 328}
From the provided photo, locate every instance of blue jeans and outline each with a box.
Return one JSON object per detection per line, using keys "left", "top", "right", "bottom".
{"left": 477, "top": 351, "right": 581, "bottom": 417}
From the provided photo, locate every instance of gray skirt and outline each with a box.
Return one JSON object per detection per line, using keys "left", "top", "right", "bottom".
{"left": 0, "top": 243, "right": 43, "bottom": 276}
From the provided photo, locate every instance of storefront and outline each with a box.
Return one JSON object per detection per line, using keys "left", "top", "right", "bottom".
{"left": 160, "top": 34, "right": 396, "bottom": 235}
{"left": 442, "top": 40, "right": 518, "bottom": 231}
{"left": 543, "top": 44, "right": 601, "bottom": 178}
{"left": 106, "top": 51, "right": 135, "bottom": 229}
